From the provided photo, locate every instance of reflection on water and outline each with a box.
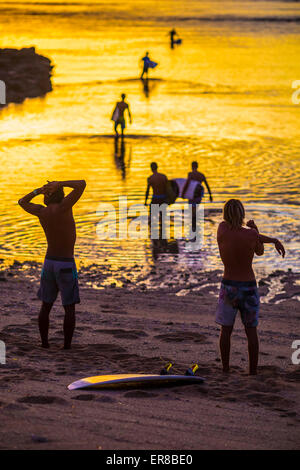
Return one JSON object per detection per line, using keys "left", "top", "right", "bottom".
{"left": 0, "top": 0, "right": 299, "bottom": 284}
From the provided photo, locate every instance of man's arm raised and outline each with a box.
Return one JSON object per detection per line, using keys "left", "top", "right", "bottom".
{"left": 46, "top": 180, "right": 86, "bottom": 212}
{"left": 18, "top": 187, "right": 45, "bottom": 216}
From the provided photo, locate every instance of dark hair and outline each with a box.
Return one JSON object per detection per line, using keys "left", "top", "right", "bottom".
{"left": 45, "top": 187, "right": 65, "bottom": 205}
{"left": 223, "top": 199, "right": 245, "bottom": 229}
{"left": 192, "top": 161, "right": 198, "bottom": 169}
{"left": 121, "top": 93, "right": 126, "bottom": 99}
{"left": 151, "top": 162, "right": 158, "bottom": 171}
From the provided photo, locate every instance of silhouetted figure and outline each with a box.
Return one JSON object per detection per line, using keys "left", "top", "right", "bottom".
{"left": 111, "top": 93, "right": 132, "bottom": 138}
{"left": 18, "top": 179, "right": 86, "bottom": 350}
{"left": 169, "top": 29, "right": 177, "bottom": 48}
{"left": 140, "top": 51, "right": 158, "bottom": 79}
{"left": 145, "top": 162, "right": 168, "bottom": 238}
{"left": 182, "top": 161, "right": 213, "bottom": 232}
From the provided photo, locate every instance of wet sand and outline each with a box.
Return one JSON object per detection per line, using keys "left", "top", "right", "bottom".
{"left": 0, "top": 265, "right": 299, "bottom": 450}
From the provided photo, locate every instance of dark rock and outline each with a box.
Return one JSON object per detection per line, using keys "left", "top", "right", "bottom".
{"left": 0, "top": 47, "right": 53, "bottom": 107}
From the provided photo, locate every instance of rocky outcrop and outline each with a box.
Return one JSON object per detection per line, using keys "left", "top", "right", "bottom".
{"left": 0, "top": 47, "right": 53, "bottom": 107}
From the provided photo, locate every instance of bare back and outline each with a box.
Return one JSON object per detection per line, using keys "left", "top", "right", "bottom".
{"left": 217, "top": 221, "right": 259, "bottom": 281}
{"left": 148, "top": 172, "right": 168, "bottom": 196}
{"left": 188, "top": 170, "right": 205, "bottom": 184}
{"left": 39, "top": 206, "right": 76, "bottom": 258}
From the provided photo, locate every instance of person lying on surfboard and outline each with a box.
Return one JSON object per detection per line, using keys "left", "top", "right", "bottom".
{"left": 18, "top": 180, "right": 86, "bottom": 350}
{"left": 216, "top": 199, "right": 285, "bottom": 375}
{"left": 111, "top": 93, "right": 132, "bottom": 138}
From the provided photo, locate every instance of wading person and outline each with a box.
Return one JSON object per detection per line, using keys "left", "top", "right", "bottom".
{"left": 140, "top": 51, "right": 151, "bottom": 79}
{"left": 145, "top": 162, "right": 168, "bottom": 237}
{"left": 216, "top": 199, "right": 285, "bottom": 375}
{"left": 182, "top": 161, "right": 213, "bottom": 231}
{"left": 18, "top": 179, "right": 86, "bottom": 349}
{"left": 111, "top": 93, "right": 132, "bottom": 138}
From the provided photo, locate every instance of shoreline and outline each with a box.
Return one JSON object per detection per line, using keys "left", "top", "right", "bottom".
{"left": 0, "top": 266, "right": 299, "bottom": 449}
{"left": 1, "top": 260, "right": 299, "bottom": 301}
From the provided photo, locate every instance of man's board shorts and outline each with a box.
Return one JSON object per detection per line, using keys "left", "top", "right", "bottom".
{"left": 151, "top": 194, "right": 167, "bottom": 205}
{"left": 115, "top": 116, "right": 125, "bottom": 129}
{"left": 188, "top": 185, "right": 204, "bottom": 207}
{"left": 216, "top": 279, "right": 259, "bottom": 328}
{"left": 38, "top": 255, "right": 80, "bottom": 306}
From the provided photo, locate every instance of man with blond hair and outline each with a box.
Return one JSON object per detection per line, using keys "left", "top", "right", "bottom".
{"left": 216, "top": 199, "right": 285, "bottom": 375}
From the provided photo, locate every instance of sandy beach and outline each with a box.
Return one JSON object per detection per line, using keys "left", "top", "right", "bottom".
{"left": 0, "top": 264, "right": 299, "bottom": 450}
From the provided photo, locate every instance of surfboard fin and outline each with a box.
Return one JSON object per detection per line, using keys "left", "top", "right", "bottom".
{"left": 160, "top": 362, "right": 173, "bottom": 375}
{"left": 185, "top": 364, "right": 199, "bottom": 376}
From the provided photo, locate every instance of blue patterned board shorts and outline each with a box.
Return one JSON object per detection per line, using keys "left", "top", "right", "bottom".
{"left": 38, "top": 256, "right": 80, "bottom": 306}
{"left": 216, "top": 279, "right": 259, "bottom": 328}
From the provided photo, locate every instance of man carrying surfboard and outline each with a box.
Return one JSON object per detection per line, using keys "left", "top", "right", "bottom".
{"left": 140, "top": 52, "right": 157, "bottom": 79}
{"left": 182, "top": 161, "right": 213, "bottom": 204}
{"left": 18, "top": 179, "right": 86, "bottom": 350}
{"left": 216, "top": 199, "right": 285, "bottom": 375}
{"left": 111, "top": 93, "right": 132, "bottom": 138}
{"left": 182, "top": 161, "right": 213, "bottom": 231}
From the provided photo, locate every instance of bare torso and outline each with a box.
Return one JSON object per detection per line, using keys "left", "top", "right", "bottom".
{"left": 217, "top": 221, "right": 259, "bottom": 281}
{"left": 39, "top": 205, "right": 76, "bottom": 258}
{"left": 148, "top": 172, "right": 168, "bottom": 195}
{"left": 188, "top": 170, "right": 205, "bottom": 184}
{"left": 116, "top": 101, "right": 128, "bottom": 118}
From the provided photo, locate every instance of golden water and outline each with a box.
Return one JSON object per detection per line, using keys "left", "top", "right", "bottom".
{"left": 0, "top": 0, "right": 299, "bottom": 282}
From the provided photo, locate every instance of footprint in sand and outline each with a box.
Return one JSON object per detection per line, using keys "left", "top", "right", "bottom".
{"left": 95, "top": 329, "right": 147, "bottom": 340}
{"left": 18, "top": 395, "right": 67, "bottom": 405}
{"left": 124, "top": 390, "right": 159, "bottom": 398}
{"left": 71, "top": 394, "right": 95, "bottom": 401}
{"left": 154, "top": 331, "right": 206, "bottom": 343}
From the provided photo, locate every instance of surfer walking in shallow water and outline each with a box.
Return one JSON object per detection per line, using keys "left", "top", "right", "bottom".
{"left": 18, "top": 179, "right": 86, "bottom": 350}
{"left": 145, "top": 162, "right": 168, "bottom": 235}
{"left": 111, "top": 93, "right": 132, "bottom": 138}
{"left": 182, "top": 161, "right": 213, "bottom": 231}
{"left": 140, "top": 51, "right": 158, "bottom": 80}
{"left": 216, "top": 199, "right": 285, "bottom": 375}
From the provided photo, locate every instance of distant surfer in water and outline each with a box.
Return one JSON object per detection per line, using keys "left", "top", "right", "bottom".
{"left": 140, "top": 51, "right": 158, "bottom": 79}
{"left": 141, "top": 52, "right": 150, "bottom": 79}
{"left": 18, "top": 179, "right": 86, "bottom": 349}
{"left": 182, "top": 161, "right": 213, "bottom": 231}
{"left": 169, "top": 29, "right": 180, "bottom": 48}
{"left": 216, "top": 199, "right": 285, "bottom": 375}
{"left": 111, "top": 93, "right": 132, "bottom": 138}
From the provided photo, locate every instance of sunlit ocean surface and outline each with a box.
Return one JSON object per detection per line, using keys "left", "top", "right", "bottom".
{"left": 0, "top": 0, "right": 299, "bottom": 284}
